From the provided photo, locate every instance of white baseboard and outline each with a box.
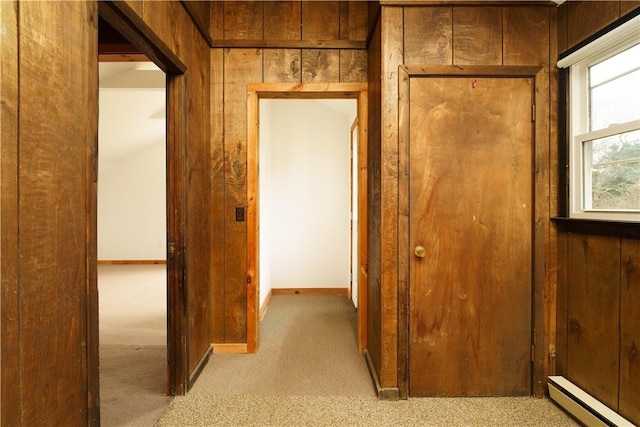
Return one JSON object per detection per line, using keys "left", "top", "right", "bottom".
{"left": 548, "top": 376, "right": 635, "bottom": 427}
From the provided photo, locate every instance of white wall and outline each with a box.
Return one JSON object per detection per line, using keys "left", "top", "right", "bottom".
{"left": 97, "top": 87, "right": 166, "bottom": 261}
{"left": 259, "top": 99, "right": 356, "bottom": 307}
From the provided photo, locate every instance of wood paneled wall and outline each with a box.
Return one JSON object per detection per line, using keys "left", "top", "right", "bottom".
{"left": 555, "top": 2, "right": 640, "bottom": 424}
{"left": 209, "top": 1, "right": 369, "bottom": 344}
{"left": 1, "top": 0, "right": 211, "bottom": 423}
{"left": 368, "top": 3, "right": 555, "bottom": 398}
{"left": 120, "top": 0, "right": 212, "bottom": 383}
{"left": 556, "top": 233, "right": 639, "bottom": 424}
{"left": 557, "top": 0, "right": 640, "bottom": 53}
{"left": 1, "top": 2, "right": 99, "bottom": 424}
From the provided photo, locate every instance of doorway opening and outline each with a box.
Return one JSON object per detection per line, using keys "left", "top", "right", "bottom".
{"left": 246, "top": 83, "right": 368, "bottom": 354}
{"left": 97, "top": 58, "right": 169, "bottom": 423}
{"left": 258, "top": 98, "right": 357, "bottom": 311}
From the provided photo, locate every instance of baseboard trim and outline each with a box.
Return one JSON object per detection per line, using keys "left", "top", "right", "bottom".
{"left": 271, "top": 288, "right": 349, "bottom": 296}
{"left": 363, "top": 349, "right": 400, "bottom": 401}
{"left": 188, "top": 344, "right": 212, "bottom": 390}
{"left": 212, "top": 343, "right": 248, "bottom": 354}
{"left": 259, "top": 290, "right": 272, "bottom": 321}
{"left": 548, "top": 376, "right": 633, "bottom": 427}
{"left": 97, "top": 260, "right": 167, "bottom": 265}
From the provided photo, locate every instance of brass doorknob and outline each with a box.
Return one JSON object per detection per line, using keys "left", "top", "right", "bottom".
{"left": 414, "top": 246, "right": 426, "bottom": 258}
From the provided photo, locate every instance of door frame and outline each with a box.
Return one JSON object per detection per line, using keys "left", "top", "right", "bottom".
{"left": 96, "top": 1, "right": 189, "bottom": 400}
{"left": 397, "top": 65, "right": 550, "bottom": 398}
{"left": 246, "top": 83, "right": 368, "bottom": 354}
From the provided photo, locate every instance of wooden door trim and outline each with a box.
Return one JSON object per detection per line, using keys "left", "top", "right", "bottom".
{"left": 247, "top": 83, "right": 368, "bottom": 354}
{"left": 397, "top": 65, "right": 547, "bottom": 398}
{"left": 98, "top": 1, "right": 189, "bottom": 399}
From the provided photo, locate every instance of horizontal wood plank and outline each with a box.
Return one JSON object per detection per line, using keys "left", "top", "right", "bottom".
{"left": 211, "top": 39, "right": 366, "bottom": 50}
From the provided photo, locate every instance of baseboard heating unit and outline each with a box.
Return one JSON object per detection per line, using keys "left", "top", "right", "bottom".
{"left": 548, "top": 376, "right": 635, "bottom": 427}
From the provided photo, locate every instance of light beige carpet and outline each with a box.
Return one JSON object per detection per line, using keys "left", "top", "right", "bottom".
{"left": 156, "top": 294, "right": 578, "bottom": 427}
{"left": 99, "top": 264, "right": 170, "bottom": 427}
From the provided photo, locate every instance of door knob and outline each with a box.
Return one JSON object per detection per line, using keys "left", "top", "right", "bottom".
{"left": 414, "top": 246, "right": 426, "bottom": 258}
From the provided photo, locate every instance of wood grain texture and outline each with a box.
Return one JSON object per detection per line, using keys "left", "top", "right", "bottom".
{"left": 302, "top": 1, "right": 340, "bottom": 40}
{"left": 180, "top": 0, "right": 212, "bottom": 45}
{"left": 210, "top": 48, "right": 226, "bottom": 343}
{"left": 17, "top": 2, "right": 95, "bottom": 424}
{"left": 357, "top": 89, "right": 369, "bottom": 355}
{"left": 555, "top": 232, "right": 569, "bottom": 376}
{"left": 264, "top": 1, "right": 301, "bottom": 40}
{"left": 340, "top": 1, "right": 368, "bottom": 41}
{"left": 453, "top": 6, "right": 502, "bottom": 65}
{"left": 366, "top": 17, "right": 383, "bottom": 390}
{"left": 183, "top": 15, "right": 212, "bottom": 375}
{"left": 567, "top": 234, "right": 620, "bottom": 410}
{"left": 210, "top": 1, "right": 224, "bottom": 40}
{"left": 379, "top": 5, "right": 403, "bottom": 389}
{"left": 0, "top": 1, "right": 20, "bottom": 422}
{"left": 302, "top": 49, "right": 340, "bottom": 83}
{"left": 557, "top": 2, "right": 568, "bottom": 54}
{"left": 403, "top": 7, "right": 453, "bottom": 65}
{"left": 141, "top": 0, "right": 172, "bottom": 54}
{"left": 339, "top": 49, "right": 367, "bottom": 83}
{"left": 621, "top": 1, "right": 640, "bottom": 16}
{"left": 224, "top": 1, "right": 263, "bottom": 40}
{"left": 408, "top": 75, "right": 533, "bottom": 397}
{"left": 264, "top": 49, "right": 302, "bottom": 83}
{"left": 567, "top": 1, "right": 619, "bottom": 49}
{"left": 223, "top": 48, "right": 262, "bottom": 342}
{"left": 503, "top": 7, "right": 548, "bottom": 66}
{"left": 620, "top": 239, "right": 640, "bottom": 425}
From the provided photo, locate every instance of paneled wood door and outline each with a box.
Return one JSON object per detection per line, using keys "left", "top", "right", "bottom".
{"left": 408, "top": 73, "right": 534, "bottom": 396}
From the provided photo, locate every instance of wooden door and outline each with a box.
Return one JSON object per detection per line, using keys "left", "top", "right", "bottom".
{"left": 408, "top": 75, "right": 533, "bottom": 396}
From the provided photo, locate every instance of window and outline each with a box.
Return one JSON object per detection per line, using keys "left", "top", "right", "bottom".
{"left": 559, "top": 15, "right": 640, "bottom": 222}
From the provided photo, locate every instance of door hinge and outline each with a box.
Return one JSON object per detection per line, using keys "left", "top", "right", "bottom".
{"left": 532, "top": 105, "right": 536, "bottom": 122}
{"left": 531, "top": 345, "right": 535, "bottom": 362}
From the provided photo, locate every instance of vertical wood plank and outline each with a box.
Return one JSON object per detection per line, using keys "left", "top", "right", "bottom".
{"left": 224, "top": 1, "right": 263, "bottom": 40}
{"left": 567, "top": 234, "right": 620, "bottom": 410}
{"left": 620, "top": 1, "right": 640, "bottom": 16}
{"left": 142, "top": 0, "right": 172, "bottom": 50}
{"left": 503, "top": 7, "right": 549, "bottom": 66}
{"left": 557, "top": 3, "right": 568, "bottom": 54}
{"left": 357, "top": 89, "right": 369, "bottom": 355}
{"left": 620, "top": 238, "right": 640, "bottom": 425}
{"left": 210, "top": 48, "right": 226, "bottom": 343}
{"left": 453, "top": 6, "right": 502, "bottom": 66}
{"left": 264, "top": 49, "right": 301, "bottom": 83}
{"left": 302, "top": 1, "right": 339, "bottom": 40}
{"left": 339, "top": 50, "right": 367, "bottom": 83}
{"left": 567, "top": 1, "right": 619, "bottom": 49}
{"left": 223, "top": 48, "right": 262, "bottom": 342}
{"left": 183, "top": 14, "right": 212, "bottom": 374}
{"left": 403, "top": 7, "right": 453, "bottom": 65}
{"left": 366, "top": 17, "right": 383, "bottom": 389}
{"left": 302, "top": 49, "right": 340, "bottom": 83}
{"left": 555, "top": 232, "right": 569, "bottom": 376}
{"left": 340, "top": 1, "right": 368, "bottom": 41}
{"left": 380, "top": 5, "right": 403, "bottom": 390}
{"left": 18, "top": 2, "right": 94, "bottom": 424}
{"left": 246, "top": 89, "right": 259, "bottom": 353}
{"left": 0, "top": 1, "right": 21, "bottom": 423}
{"left": 264, "top": 1, "right": 300, "bottom": 40}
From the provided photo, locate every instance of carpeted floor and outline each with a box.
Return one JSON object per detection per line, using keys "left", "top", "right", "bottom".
{"left": 98, "top": 268, "right": 577, "bottom": 427}
{"left": 99, "top": 264, "right": 170, "bottom": 427}
{"left": 157, "top": 294, "right": 578, "bottom": 427}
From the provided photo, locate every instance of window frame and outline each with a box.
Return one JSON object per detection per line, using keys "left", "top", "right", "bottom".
{"left": 561, "top": 14, "right": 640, "bottom": 222}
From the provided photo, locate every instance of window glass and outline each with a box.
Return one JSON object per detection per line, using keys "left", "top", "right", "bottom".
{"left": 589, "top": 44, "right": 640, "bottom": 86}
{"left": 590, "top": 70, "right": 640, "bottom": 130}
{"left": 584, "top": 129, "right": 640, "bottom": 210}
